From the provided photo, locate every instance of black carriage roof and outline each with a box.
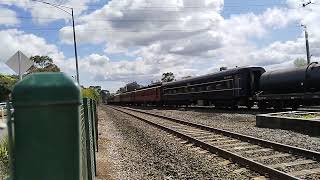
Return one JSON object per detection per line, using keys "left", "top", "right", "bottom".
{"left": 163, "top": 67, "right": 265, "bottom": 87}
{"left": 115, "top": 83, "right": 162, "bottom": 95}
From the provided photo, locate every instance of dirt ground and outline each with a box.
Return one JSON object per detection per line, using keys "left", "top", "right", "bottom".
{"left": 95, "top": 107, "right": 114, "bottom": 180}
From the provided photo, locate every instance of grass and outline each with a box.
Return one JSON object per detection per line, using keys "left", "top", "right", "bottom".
{"left": 281, "top": 113, "right": 320, "bottom": 119}
{"left": 302, "top": 114, "right": 319, "bottom": 119}
{"left": 0, "top": 136, "right": 9, "bottom": 179}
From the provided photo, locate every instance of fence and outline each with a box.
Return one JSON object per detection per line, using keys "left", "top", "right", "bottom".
{"left": 80, "top": 98, "right": 99, "bottom": 180}
{"left": 5, "top": 73, "right": 99, "bottom": 180}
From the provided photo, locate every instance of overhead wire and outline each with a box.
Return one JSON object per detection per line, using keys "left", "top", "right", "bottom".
{"left": 0, "top": 27, "right": 210, "bottom": 32}
{"left": 0, "top": 0, "right": 308, "bottom": 33}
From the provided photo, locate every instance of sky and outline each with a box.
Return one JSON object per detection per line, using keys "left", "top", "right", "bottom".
{"left": 0, "top": 0, "right": 319, "bottom": 93}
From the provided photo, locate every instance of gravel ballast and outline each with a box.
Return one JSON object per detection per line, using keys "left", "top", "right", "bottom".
{"left": 131, "top": 107, "right": 320, "bottom": 152}
{"left": 96, "top": 106, "right": 261, "bottom": 180}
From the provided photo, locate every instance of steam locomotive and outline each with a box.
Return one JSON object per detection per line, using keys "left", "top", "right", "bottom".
{"left": 107, "top": 62, "right": 320, "bottom": 110}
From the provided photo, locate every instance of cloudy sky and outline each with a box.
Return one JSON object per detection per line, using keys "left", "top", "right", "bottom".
{"left": 0, "top": 0, "right": 319, "bottom": 92}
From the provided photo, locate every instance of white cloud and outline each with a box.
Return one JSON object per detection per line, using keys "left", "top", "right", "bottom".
{"left": 0, "top": 7, "right": 19, "bottom": 26}
{"left": 0, "top": 29, "right": 65, "bottom": 74}
{"left": 56, "top": 0, "right": 320, "bottom": 88}
{"left": 0, "top": 0, "right": 98, "bottom": 24}
{"left": 60, "top": 0, "right": 224, "bottom": 46}
{"left": 3, "top": 0, "right": 320, "bottom": 92}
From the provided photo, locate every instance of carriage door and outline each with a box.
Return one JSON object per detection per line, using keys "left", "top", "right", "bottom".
{"left": 233, "top": 75, "right": 240, "bottom": 96}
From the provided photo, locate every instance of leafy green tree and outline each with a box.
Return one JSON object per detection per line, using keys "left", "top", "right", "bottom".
{"left": 161, "top": 72, "right": 175, "bottom": 82}
{"left": 294, "top": 58, "right": 307, "bottom": 67}
{"left": 0, "top": 74, "right": 18, "bottom": 102}
{"left": 27, "top": 55, "right": 60, "bottom": 74}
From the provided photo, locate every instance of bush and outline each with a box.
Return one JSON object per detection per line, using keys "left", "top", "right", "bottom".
{"left": 0, "top": 136, "right": 9, "bottom": 178}
{"left": 82, "top": 88, "right": 100, "bottom": 102}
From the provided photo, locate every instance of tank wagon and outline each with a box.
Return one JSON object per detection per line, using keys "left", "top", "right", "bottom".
{"left": 257, "top": 62, "right": 320, "bottom": 109}
{"left": 107, "top": 63, "right": 320, "bottom": 110}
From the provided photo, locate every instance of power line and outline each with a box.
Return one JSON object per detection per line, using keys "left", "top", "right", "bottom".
{"left": 0, "top": 16, "right": 222, "bottom": 22}
{"left": 0, "top": 22, "right": 303, "bottom": 32}
{"left": 0, "top": 27, "right": 210, "bottom": 32}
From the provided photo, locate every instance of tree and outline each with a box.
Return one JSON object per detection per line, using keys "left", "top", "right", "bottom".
{"left": 294, "top": 58, "right": 307, "bottom": 68}
{"left": 0, "top": 74, "right": 18, "bottom": 102}
{"left": 161, "top": 72, "right": 175, "bottom": 82}
{"left": 126, "top": 81, "right": 141, "bottom": 91}
{"left": 116, "top": 81, "right": 141, "bottom": 93}
{"left": 82, "top": 87, "right": 100, "bottom": 102}
{"left": 27, "top": 55, "right": 60, "bottom": 74}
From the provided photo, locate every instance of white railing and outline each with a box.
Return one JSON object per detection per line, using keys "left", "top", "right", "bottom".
{"left": 0, "top": 102, "right": 7, "bottom": 128}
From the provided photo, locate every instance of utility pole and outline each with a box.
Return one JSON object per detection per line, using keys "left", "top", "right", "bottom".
{"left": 302, "top": 1, "right": 313, "bottom": 64}
{"left": 302, "top": 25, "right": 311, "bottom": 64}
{"left": 71, "top": 8, "right": 80, "bottom": 84}
{"left": 31, "top": 0, "right": 80, "bottom": 84}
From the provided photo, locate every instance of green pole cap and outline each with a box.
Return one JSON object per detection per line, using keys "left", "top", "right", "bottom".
{"left": 12, "top": 73, "right": 81, "bottom": 107}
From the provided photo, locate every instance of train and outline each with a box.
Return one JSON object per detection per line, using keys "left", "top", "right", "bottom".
{"left": 107, "top": 62, "right": 320, "bottom": 110}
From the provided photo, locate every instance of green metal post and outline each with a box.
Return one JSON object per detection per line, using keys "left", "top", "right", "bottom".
{"left": 93, "top": 101, "right": 98, "bottom": 152}
{"left": 11, "top": 73, "right": 82, "bottom": 180}
{"left": 83, "top": 98, "right": 94, "bottom": 180}
{"left": 6, "top": 102, "right": 14, "bottom": 179}
{"left": 80, "top": 105, "right": 88, "bottom": 180}
{"left": 89, "top": 99, "right": 97, "bottom": 175}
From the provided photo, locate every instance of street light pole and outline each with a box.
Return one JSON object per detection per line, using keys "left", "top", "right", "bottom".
{"left": 31, "top": 0, "right": 80, "bottom": 84}
{"left": 71, "top": 8, "right": 80, "bottom": 84}
{"left": 301, "top": 1, "right": 313, "bottom": 64}
{"left": 302, "top": 25, "right": 311, "bottom": 64}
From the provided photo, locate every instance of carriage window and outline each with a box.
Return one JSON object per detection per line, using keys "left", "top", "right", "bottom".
{"left": 226, "top": 81, "right": 231, "bottom": 89}
{"left": 216, "top": 84, "right": 222, "bottom": 90}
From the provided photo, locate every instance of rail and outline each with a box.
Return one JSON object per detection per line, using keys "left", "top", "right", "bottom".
{"left": 110, "top": 106, "right": 320, "bottom": 180}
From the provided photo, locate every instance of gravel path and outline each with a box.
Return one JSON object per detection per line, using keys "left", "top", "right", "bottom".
{"left": 129, "top": 107, "right": 320, "bottom": 152}
{"left": 96, "top": 106, "right": 261, "bottom": 180}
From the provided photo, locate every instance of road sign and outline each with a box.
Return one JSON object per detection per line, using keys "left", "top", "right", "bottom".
{"left": 6, "top": 51, "right": 33, "bottom": 80}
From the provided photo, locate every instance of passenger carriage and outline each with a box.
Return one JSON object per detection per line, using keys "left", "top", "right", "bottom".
{"left": 161, "top": 67, "right": 265, "bottom": 108}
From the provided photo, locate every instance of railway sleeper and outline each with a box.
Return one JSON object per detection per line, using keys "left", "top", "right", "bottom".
{"left": 111, "top": 106, "right": 320, "bottom": 179}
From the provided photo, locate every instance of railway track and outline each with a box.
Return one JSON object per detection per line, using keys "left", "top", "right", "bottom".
{"left": 126, "top": 105, "right": 320, "bottom": 117}
{"left": 109, "top": 105, "right": 320, "bottom": 180}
